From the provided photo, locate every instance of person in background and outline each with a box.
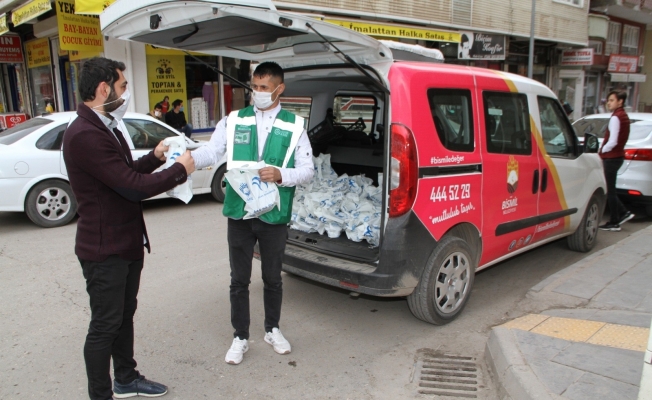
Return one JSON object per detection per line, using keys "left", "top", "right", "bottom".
{"left": 62, "top": 57, "right": 195, "bottom": 400}
{"left": 148, "top": 103, "right": 164, "bottom": 121}
{"left": 190, "top": 61, "right": 314, "bottom": 365}
{"left": 598, "top": 90, "right": 634, "bottom": 232}
{"left": 160, "top": 96, "right": 170, "bottom": 114}
{"left": 165, "top": 99, "right": 193, "bottom": 138}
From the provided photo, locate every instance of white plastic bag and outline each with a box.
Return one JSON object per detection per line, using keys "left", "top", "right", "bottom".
{"left": 225, "top": 161, "right": 281, "bottom": 219}
{"left": 163, "top": 136, "right": 193, "bottom": 204}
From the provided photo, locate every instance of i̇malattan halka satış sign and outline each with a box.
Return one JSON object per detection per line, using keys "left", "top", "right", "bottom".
{"left": 56, "top": 0, "right": 104, "bottom": 52}
{"left": 11, "top": 0, "right": 51, "bottom": 26}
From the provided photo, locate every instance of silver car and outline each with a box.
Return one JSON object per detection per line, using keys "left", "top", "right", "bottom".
{"left": 573, "top": 112, "right": 652, "bottom": 217}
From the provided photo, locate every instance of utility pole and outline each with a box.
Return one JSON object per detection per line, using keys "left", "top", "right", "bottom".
{"left": 528, "top": 0, "right": 536, "bottom": 79}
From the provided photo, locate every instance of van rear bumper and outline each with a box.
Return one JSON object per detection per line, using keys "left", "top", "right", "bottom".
{"left": 281, "top": 211, "right": 437, "bottom": 297}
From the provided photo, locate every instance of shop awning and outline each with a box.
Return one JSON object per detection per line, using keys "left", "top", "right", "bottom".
{"left": 0, "top": 13, "right": 8, "bottom": 35}
{"left": 610, "top": 73, "right": 647, "bottom": 82}
{"left": 11, "top": 0, "right": 51, "bottom": 26}
{"left": 324, "top": 18, "right": 461, "bottom": 43}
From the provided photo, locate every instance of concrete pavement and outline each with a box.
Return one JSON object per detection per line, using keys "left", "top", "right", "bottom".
{"left": 486, "top": 224, "right": 652, "bottom": 399}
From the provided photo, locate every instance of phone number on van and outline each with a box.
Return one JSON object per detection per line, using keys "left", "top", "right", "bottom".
{"left": 430, "top": 184, "right": 471, "bottom": 202}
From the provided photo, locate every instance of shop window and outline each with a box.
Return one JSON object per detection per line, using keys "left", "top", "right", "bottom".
{"left": 621, "top": 25, "right": 640, "bottom": 56}
{"left": 427, "top": 89, "right": 474, "bottom": 152}
{"left": 123, "top": 119, "right": 179, "bottom": 149}
{"left": 537, "top": 97, "right": 576, "bottom": 157}
{"left": 484, "top": 92, "right": 531, "bottom": 155}
{"left": 35, "top": 124, "right": 67, "bottom": 150}
{"left": 333, "top": 95, "right": 376, "bottom": 135}
{"left": 606, "top": 21, "right": 621, "bottom": 56}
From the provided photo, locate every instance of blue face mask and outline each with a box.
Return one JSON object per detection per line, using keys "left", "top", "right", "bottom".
{"left": 180, "top": 106, "right": 184, "bottom": 112}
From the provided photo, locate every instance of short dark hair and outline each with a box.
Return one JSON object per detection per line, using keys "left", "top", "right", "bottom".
{"left": 172, "top": 99, "right": 183, "bottom": 108}
{"left": 608, "top": 90, "right": 627, "bottom": 104}
{"left": 78, "top": 57, "right": 126, "bottom": 102}
{"left": 461, "top": 34, "right": 470, "bottom": 44}
{"left": 253, "top": 62, "right": 284, "bottom": 83}
{"left": 154, "top": 102, "right": 163, "bottom": 110}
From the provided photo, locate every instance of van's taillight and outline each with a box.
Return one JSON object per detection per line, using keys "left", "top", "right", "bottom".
{"left": 389, "top": 123, "right": 418, "bottom": 217}
{"left": 625, "top": 149, "right": 652, "bottom": 161}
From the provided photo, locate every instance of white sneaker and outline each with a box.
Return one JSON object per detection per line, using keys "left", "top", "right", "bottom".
{"left": 225, "top": 337, "right": 249, "bottom": 365}
{"left": 264, "top": 328, "right": 291, "bottom": 355}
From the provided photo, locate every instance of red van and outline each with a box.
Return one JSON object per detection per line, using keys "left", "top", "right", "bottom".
{"left": 103, "top": 0, "right": 606, "bottom": 324}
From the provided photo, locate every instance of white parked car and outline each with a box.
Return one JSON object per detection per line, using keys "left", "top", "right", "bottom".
{"left": 0, "top": 112, "right": 227, "bottom": 228}
{"left": 573, "top": 112, "right": 652, "bottom": 217}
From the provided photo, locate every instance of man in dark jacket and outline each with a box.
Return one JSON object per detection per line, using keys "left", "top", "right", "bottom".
{"left": 165, "top": 99, "right": 193, "bottom": 138}
{"left": 598, "top": 90, "right": 634, "bottom": 231}
{"left": 62, "top": 57, "right": 195, "bottom": 400}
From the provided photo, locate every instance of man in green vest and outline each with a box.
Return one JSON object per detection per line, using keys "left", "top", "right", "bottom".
{"left": 191, "top": 62, "right": 314, "bottom": 365}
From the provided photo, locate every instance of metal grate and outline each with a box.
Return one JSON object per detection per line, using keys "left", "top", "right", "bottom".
{"left": 415, "top": 350, "right": 479, "bottom": 398}
{"left": 452, "top": 0, "right": 473, "bottom": 27}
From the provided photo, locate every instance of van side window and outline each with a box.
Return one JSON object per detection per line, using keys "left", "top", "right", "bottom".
{"left": 537, "top": 96, "right": 576, "bottom": 157}
{"left": 427, "top": 89, "right": 474, "bottom": 152}
{"left": 484, "top": 92, "right": 531, "bottom": 155}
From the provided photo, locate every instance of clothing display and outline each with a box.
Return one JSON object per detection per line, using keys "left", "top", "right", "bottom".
{"left": 190, "top": 97, "right": 209, "bottom": 129}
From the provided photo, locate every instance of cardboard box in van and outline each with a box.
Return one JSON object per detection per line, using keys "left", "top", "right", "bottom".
{"left": 102, "top": 0, "right": 606, "bottom": 325}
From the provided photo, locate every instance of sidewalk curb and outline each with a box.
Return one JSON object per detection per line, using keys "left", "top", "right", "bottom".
{"left": 485, "top": 327, "right": 555, "bottom": 400}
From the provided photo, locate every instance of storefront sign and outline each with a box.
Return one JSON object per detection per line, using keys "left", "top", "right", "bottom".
{"left": 0, "top": 36, "right": 24, "bottom": 63}
{"left": 0, "top": 14, "right": 9, "bottom": 36}
{"left": 608, "top": 54, "right": 638, "bottom": 73}
{"left": 145, "top": 45, "right": 187, "bottom": 111}
{"left": 25, "top": 37, "right": 50, "bottom": 68}
{"left": 56, "top": 0, "right": 104, "bottom": 52}
{"left": 458, "top": 32, "right": 505, "bottom": 60}
{"left": 561, "top": 48, "right": 593, "bottom": 66}
{"left": 325, "top": 19, "right": 460, "bottom": 42}
{"left": 12, "top": 0, "right": 51, "bottom": 27}
{"left": 610, "top": 73, "right": 646, "bottom": 82}
{"left": 75, "top": 0, "right": 116, "bottom": 15}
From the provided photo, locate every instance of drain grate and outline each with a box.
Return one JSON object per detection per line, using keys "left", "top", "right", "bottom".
{"left": 414, "top": 350, "right": 479, "bottom": 398}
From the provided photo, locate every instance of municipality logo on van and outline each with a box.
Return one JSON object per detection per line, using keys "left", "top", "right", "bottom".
{"left": 507, "top": 156, "right": 519, "bottom": 194}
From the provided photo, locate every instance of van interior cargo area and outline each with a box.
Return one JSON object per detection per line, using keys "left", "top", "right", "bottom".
{"left": 282, "top": 67, "right": 387, "bottom": 262}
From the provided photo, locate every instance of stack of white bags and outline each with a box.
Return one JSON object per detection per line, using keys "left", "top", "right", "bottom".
{"left": 291, "top": 153, "right": 382, "bottom": 247}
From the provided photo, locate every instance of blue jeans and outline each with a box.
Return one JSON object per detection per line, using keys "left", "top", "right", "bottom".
{"left": 227, "top": 218, "right": 288, "bottom": 339}
{"left": 181, "top": 124, "right": 193, "bottom": 138}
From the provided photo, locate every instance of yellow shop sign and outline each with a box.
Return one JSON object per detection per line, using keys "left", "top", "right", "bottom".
{"left": 26, "top": 37, "right": 51, "bottom": 68}
{"left": 56, "top": 0, "right": 104, "bottom": 52}
{"left": 12, "top": 0, "right": 51, "bottom": 27}
{"left": 325, "top": 19, "right": 460, "bottom": 43}
{"left": 75, "top": 0, "right": 116, "bottom": 15}
{"left": 0, "top": 14, "right": 8, "bottom": 36}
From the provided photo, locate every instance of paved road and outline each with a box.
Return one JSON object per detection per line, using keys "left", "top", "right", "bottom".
{"left": 1, "top": 196, "right": 650, "bottom": 399}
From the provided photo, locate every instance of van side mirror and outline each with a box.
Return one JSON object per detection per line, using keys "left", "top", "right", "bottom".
{"left": 584, "top": 133, "right": 599, "bottom": 153}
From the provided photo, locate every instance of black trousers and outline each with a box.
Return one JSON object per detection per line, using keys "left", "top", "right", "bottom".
{"left": 227, "top": 218, "right": 288, "bottom": 340}
{"left": 79, "top": 255, "right": 143, "bottom": 400}
{"left": 603, "top": 158, "right": 629, "bottom": 224}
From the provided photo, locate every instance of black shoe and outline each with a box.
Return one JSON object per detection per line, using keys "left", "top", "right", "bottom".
{"left": 113, "top": 374, "right": 168, "bottom": 398}
{"left": 599, "top": 222, "right": 621, "bottom": 232}
{"left": 618, "top": 211, "right": 634, "bottom": 225}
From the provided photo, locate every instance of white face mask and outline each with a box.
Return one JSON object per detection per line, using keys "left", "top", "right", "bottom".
{"left": 109, "top": 89, "right": 130, "bottom": 121}
{"left": 252, "top": 85, "right": 280, "bottom": 110}
{"left": 154, "top": 110, "right": 161, "bottom": 117}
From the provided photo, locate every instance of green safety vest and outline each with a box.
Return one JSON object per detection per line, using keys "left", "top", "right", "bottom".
{"left": 223, "top": 106, "right": 304, "bottom": 224}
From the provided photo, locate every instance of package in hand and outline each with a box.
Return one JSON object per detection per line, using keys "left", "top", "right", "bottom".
{"left": 162, "top": 135, "right": 193, "bottom": 204}
{"left": 225, "top": 161, "right": 281, "bottom": 219}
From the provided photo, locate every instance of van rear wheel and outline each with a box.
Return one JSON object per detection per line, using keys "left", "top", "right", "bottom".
{"left": 567, "top": 195, "right": 600, "bottom": 253}
{"left": 408, "top": 236, "right": 476, "bottom": 325}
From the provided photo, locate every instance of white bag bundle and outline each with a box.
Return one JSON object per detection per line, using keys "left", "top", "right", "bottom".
{"left": 162, "top": 136, "right": 193, "bottom": 204}
{"left": 224, "top": 161, "right": 281, "bottom": 219}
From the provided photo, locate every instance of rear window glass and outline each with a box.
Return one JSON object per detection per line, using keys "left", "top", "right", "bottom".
{"left": 427, "top": 89, "right": 474, "bottom": 152}
{"left": 629, "top": 122, "right": 652, "bottom": 141}
{"left": 484, "top": 92, "right": 531, "bottom": 155}
{"left": 0, "top": 118, "right": 51, "bottom": 145}
{"left": 35, "top": 124, "right": 67, "bottom": 150}
{"left": 572, "top": 118, "right": 609, "bottom": 138}
{"left": 334, "top": 95, "right": 375, "bottom": 135}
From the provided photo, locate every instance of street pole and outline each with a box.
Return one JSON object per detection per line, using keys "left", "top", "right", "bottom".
{"left": 528, "top": 0, "right": 536, "bottom": 79}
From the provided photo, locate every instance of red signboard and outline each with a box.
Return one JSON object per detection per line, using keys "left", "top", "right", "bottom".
{"left": 0, "top": 36, "right": 23, "bottom": 63}
{"left": 0, "top": 113, "right": 27, "bottom": 129}
{"left": 608, "top": 54, "right": 638, "bottom": 73}
{"left": 561, "top": 49, "right": 593, "bottom": 66}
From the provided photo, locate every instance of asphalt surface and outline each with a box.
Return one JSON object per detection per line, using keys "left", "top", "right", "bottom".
{"left": 1, "top": 195, "right": 650, "bottom": 399}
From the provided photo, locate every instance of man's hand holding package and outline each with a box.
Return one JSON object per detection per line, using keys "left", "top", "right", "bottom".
{"left": 175, "top": 150, "right": 196, "bottom": 175}
{"left": 154, "top": 141, "right": 169, "bottom": 161}
{"left": 259, "top": 166, "right": 282, "bottom": 184}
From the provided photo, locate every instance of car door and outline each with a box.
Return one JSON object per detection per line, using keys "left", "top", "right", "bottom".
{"left": 120, "top": 117, "right": 209, "bottom": 190}
{"left": 479, "top": 90, "right": 540, "bottom": 263}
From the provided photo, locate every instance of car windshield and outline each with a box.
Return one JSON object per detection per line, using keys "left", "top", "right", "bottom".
{"left": 0, "top": 118, "right": 52, "bottom": 145}
{"left": 629, "top": 122, "right": 652, "bottom": 141}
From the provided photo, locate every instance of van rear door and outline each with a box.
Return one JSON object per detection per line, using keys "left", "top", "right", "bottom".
{"left": 101, "top": 0, "right": 391, "bottom": 71}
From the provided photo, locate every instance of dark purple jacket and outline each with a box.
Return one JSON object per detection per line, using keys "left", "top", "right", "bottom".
{"left": 63, "top": 104, "right": 187, "bottom": 262}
